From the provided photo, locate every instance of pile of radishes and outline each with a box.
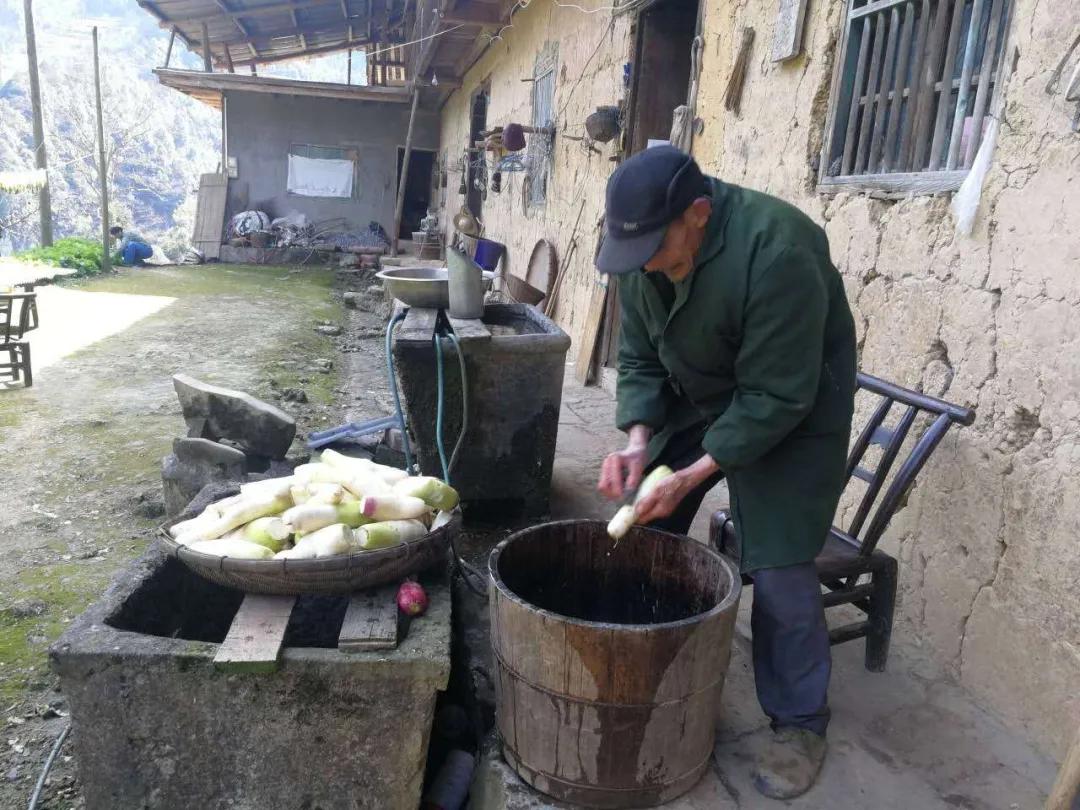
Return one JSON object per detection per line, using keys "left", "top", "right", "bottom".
{"left": 167, "top": 449, "right": 459, "bottom": 561}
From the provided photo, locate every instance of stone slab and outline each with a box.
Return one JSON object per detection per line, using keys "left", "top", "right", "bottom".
{"left": 173, "top": 373, "right": 297, "bottom": 459}
{"left": 50, "top": 549, "right": 451, "bottom": 810}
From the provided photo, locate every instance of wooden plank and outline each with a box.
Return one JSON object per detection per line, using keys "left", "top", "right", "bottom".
{"left": 963, "top": 0, "right": 1006, "bottom": 167}
{"left": 819, "top": 168, "right": 967, "bottom": 196}
{"left": 868, "top": 8, "right": 900, "bottom": 173}
{"left": 201, "top": 22, "right": 212, "bottom": 71}
{"left": 446, "top": 315, "right": 491, "bottom": 342}
{"left": 910, "top": 0, "right": 950, "bottom": 171}
{"left": 575, "top": 280, "right": 609, "bottom": 385}
{"left": 897, "top": 0, "right": 932, "bottom": 171}
{"left": 851, "top": 0, "right": 911, "bottom": 20}
{"left": 213, "top": 594, "right": 296, "bottom": 673}
{"left": 338, "top": 585, "right": 399, "bottom": 651}
{"left": 397, "top": 306, "right": 438, "bottom": 342}
{"left": 854, "top": 13, "right": 886, "bottom": 174}
{"left": 154, "top": 68, "right": 409, "bottom": 103}
{"left": 841, "top": 16, "right": 873, "bottom": 176}
{"left": 882, "top": 3, "right": 915, "bottom": 172}
{"left": 928, "top": 0, "right": 968, "bottom": 170}
{"left": 946, "top": 0, "right": 985, "bottom": 168}
{"left": 192, "top": 172, "right": 228, "bottom": 260}
{"left": 770, "top": 0, "right": 809, "bottom": 62}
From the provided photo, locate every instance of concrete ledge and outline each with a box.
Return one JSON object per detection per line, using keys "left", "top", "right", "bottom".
{"left": 51, "top": 548, "right": 451, "bottom": 810}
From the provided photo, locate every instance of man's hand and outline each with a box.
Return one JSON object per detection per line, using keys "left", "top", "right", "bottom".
{"left": 634, "top": 453, "right": 721, "bottom": 525}
{"left": 597, "top": 425, "right": 652, "bottom": 500}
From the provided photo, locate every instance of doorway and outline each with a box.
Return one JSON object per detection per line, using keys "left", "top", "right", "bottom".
{"left": 396, "top": 147, "right": 436, "bottom": 240}
{"left": 600, "top": 0, "right": 700, "bottom": 373}
{"left": 466, "top": 83, "right": 490, "bottom": 223}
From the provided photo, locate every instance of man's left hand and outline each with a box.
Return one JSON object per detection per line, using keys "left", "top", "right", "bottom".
{"left": 634, "top": 470, "right": 696, "bottom": 525}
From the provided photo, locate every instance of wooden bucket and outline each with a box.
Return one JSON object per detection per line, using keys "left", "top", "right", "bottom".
{"left": 488, "top": 520, "right": 741, "bottom": 808}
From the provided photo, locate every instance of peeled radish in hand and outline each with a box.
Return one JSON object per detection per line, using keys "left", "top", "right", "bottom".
{"left": 606, "top": 465, "right": 676, "bottom": 541}
{"left": 360, "top": 494, "right": 429, "bottom": 521}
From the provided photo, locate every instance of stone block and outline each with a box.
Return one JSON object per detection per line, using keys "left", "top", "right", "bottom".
{"left": 50, "top": 550, "right": 451, "bottom": 810}
{"left": 173, "top": 373, "right": 296, "bottom": 459}
{"left": 161, "top": 438, "right": 247, "bottom": 518}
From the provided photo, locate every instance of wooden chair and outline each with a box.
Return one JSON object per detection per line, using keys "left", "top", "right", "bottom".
{"left": 0, "top": 292, "right": 39, "bottom": 388}
{"left": 709, "top": 372, "right": 976, "bottom": 672}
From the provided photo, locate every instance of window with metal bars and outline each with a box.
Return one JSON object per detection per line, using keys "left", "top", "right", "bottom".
{"left": 528, "top": 68, "right": 555, "bottom": 206}
{"left": 819, "top": 0, "right": 1011, "bottom": 195}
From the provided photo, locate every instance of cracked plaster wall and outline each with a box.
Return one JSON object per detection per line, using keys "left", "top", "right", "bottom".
{"left": 694, "top": 0, "right": 1080, "bottom": 760}
{"left": 437, "top": 2, "right": 633, "bottom": 348}
{"left": 437, "top": 0, "right": 1080, "bottom": 761}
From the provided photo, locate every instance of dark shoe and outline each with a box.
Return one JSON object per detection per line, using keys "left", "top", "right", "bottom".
{"left": 751, "top": 727, "right": 826, "bottom": 799}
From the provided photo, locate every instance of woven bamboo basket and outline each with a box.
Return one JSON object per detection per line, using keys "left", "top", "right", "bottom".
{"left": 156, "top": 511, "right": 460, "bottom": 595}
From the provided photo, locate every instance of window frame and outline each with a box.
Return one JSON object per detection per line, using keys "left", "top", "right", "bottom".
{"left": 817, "top": 0, "right": 1011, "bottom": 198}
{"left": 286, "top": 142, "right": 360, "bottom": 200}
{"left": 527, "top": 62, "right": 556, "bottom": 207}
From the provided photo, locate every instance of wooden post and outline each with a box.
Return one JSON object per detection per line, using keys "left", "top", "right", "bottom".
{"left": 202, "top": 22, "right": 213, "bottom": 71}
{"left": 224, "top": 45, "right": 235, "bottom": 73}
{"left": 390, "top": 86, "right": 419, "bottom": 257}
{"left": 22, "top": 0, "right": 52, "bottom": 246}
{"left": 164, "top": 28, "right": 176, "bottom": 68}
{"left": 347, "top": 48, "right": 352, "bottom": 84}
{"left": 92, "top": 27, "right": 111, "bottom": 273}
{"left": 250, "top": 63, "right": 257, "bottom": 75}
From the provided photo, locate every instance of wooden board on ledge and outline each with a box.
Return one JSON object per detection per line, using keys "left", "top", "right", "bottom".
{"left": 213, "top": 594, "right": 296, "bottom": 674}
{"left": 338, "top": 584, "right": 400, "bottom": 651}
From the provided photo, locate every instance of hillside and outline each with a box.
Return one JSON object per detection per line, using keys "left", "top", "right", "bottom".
{"left": 0, "top": 0, "right": 358, "bottom": 253}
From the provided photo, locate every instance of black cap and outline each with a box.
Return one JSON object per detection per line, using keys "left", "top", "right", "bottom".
{"left": 595, "top": 146, "right": 708, "bottom": 275}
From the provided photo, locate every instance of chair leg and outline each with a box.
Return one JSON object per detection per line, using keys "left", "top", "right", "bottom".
{"left": 865, "top": 557, "right": 897, "bottom": 672}
{"left": 20, "top": 343, "right": 31, "bottom": 388}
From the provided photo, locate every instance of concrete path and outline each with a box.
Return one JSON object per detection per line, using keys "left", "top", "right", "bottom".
{"left": 468, "top": 367, "right": 1060, "bottom": 809}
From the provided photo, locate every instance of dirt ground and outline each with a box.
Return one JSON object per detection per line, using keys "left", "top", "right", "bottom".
{"left": 0, "top": 263, "right": 359, "bottom": 810}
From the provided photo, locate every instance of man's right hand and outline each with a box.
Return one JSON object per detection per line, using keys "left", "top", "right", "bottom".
{"left": 597, "top": 425, "right": 652, "bottom": 500}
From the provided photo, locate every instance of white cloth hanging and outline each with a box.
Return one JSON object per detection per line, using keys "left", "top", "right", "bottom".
{"left": 287, "top": 154, "right": 354, "bottom": 198}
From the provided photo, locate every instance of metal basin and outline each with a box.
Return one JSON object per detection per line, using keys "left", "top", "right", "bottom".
{"left": 377, "top": 266, "right": 495, "bottom": 309}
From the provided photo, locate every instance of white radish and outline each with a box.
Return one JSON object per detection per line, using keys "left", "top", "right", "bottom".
{"left": 176, "top": 494, "right": 291, "bottom": 543}
{"left": 321, "top": 449, "right": 409, "bottom": 484}
{"left": 359, "top": 494, "right": 429, "bottom": 521}
{"left": 240, "top": 476, "right": 295, "bottom": 500}
{"left": 295, "top": 462, "right": 390, "bottom": 499}
{"left": 282, "top": 503, "right": 338, "bottom": 534}
{"left": 355, "top": 519, "right": 427, "bottom": 550}
{"left": 393, "top": 476, "right": 460, "bottom": 511}
{"left": 188, "top": 537, "right": 275, "bottom": 560}
{"left": 275, "top": 523, "right": 356, "bottom": 559}
{"left": 606, "top": 465, "right": 676, "bottom": 541}
{"left": 244, "top": 517, "right": 291, "bottom": 552}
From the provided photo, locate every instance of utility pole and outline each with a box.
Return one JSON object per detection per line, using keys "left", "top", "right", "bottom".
{"left": 93, "top": 27, "right": 111, "bottom": 272}
{"left": 22, "top": 0, "right": 52, "bottom": 246}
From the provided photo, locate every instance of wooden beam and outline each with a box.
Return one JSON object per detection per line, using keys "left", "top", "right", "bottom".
{"left": 92, "top": 27, "right": 110, "bottom": 274}
{"left": 440, "top": 5, "right": 506, "bottom": 26}
{"left": 201, "top": 22, "right": 213, "bottom": 71}
{"left": 155, "top": 68, "right": 412, "bottom": 103}
{"left": 227, "top": 37, "right": 372, "bottom": 66}
{"left": 196, "top": 21, "right": 369, "bottom": 50}
{"left": 225, "top": 44, "right": 235, "bottom": 72}
{"left": 23, "top": 0, "right": 53, "bottom": 246}
{"left": 391, "top": 87, "right": 420, "bottom": 257}
{"left": 164, "top": 0, "right": 340, "bottom": 24}
{"left": 213, "top": 595, "right": 296, "bottom": 674}
{"left": 164, "top": 28, "right": 176, "bottom": 67}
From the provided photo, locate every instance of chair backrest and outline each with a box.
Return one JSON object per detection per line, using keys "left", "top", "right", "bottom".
{"left": 836, "top": 372, "right": 976, "bottom": 556}
{"left": 0, "top": 293, "right": 35, "bottom": 343}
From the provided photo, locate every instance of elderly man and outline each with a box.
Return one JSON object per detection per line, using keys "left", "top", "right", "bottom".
{"left": 595, "top": 146, "right": 856, "bottom": 799}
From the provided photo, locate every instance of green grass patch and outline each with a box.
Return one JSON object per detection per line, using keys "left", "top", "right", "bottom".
{"left": 17, "top": 237, "right": 106, "bottom": 276}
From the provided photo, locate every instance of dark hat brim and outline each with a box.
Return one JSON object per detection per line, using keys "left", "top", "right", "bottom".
{"left": 595, "top": 224, "right": 667, "bottom": 275}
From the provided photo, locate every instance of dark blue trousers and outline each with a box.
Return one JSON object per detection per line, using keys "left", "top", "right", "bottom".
{"left": 646, "top": 428, "right": 832, "bottom": 736}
